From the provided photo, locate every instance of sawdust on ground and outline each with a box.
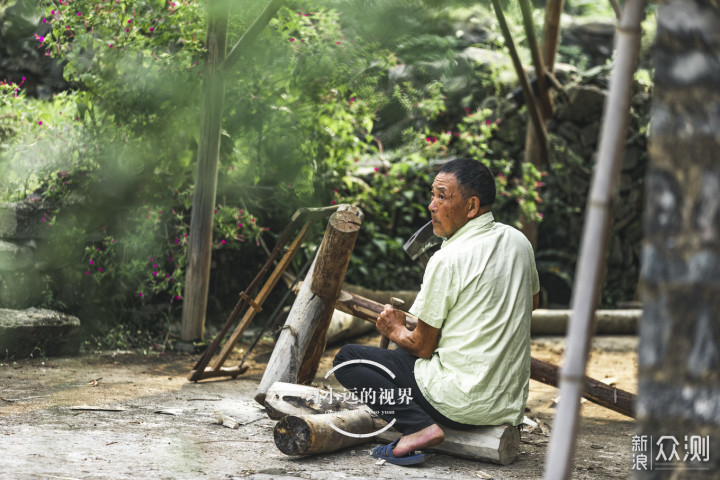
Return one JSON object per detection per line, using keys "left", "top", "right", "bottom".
{"left": 0, "top": 332, "right": 637, "bottom": 480}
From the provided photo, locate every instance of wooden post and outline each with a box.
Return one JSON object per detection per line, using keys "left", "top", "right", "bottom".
{"left": 180, "top": 0, "right": 285, "bottom": 341}
{"left": 255, "top": 207, "right": 363, "bottom": 404}
{"left": 180, "top": 0, "right": 230, "bottom": 341}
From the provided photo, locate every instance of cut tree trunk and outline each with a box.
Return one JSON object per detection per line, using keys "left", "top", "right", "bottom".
{"left": 255, "top": 208, "right": 362, "bottom": 405}
{"left": 298, "top": 208, "right": 364, "bottom": 383}
{"left": 267, "top": 382, "right": 519, "bottom": 464}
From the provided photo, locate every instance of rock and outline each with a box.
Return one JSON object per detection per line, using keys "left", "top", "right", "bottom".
{"left": 0, "top": 240, "right": 34, "bottom": 270}
{"left": 562, "top": 21, "right": 616, "bottom": 67}
{"left": 0, "top": 201, "right": 54, "bottom": 239}
{"left": 0, "top": 308, "right": 81, "bottom": 357}
{"left": 557, "top": 85, "right": 607, "bottom": 123}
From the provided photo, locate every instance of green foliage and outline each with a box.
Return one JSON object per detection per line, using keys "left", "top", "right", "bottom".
{"left": 0, "top": 0, "right": 649, "bottom": 344}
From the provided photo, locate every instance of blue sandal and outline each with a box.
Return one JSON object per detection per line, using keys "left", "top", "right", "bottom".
{"left": 371, "top": 437, "right": 426, "bottom": 466}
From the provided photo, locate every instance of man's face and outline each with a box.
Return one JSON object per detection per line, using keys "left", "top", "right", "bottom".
{"left": 429, "top": 172, "right": 471, "bottom": 238}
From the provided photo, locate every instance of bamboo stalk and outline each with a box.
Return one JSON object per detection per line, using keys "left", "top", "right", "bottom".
{"left": 491, "top": 0, "right": 549, "bottom": 165}
{"left": 519, "top": 0, "right": 552, "bottom": 117}
{"left": 541, "top": 0, "right": 565, "bottom": 71}
{"left": 542, "top": 1, "right": 646, "bottom": 478}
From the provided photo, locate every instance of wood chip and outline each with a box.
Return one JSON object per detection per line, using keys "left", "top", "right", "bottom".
{"left": 213, "top": 411, "right": 239, "bottom": 429}
{"left": 155, "top": 408, "right": 183, "bottom": 416}
{"left": 476, "top": 470, "right": 493, "bottom": 479}
{"left": 70, "top": 406, "right": 125, "bottom": 412}
{"left": 601, "top": 377, "right": 617, "bottom": 386}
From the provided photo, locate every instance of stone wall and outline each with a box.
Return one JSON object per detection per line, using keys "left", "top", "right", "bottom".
{"left": 0, "top": 201, "right": 55, "bottom": 308}
{"left": 0, "top": 201, "right": 80, "bottom": 357}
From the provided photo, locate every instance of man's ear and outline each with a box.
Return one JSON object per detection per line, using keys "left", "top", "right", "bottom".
{"left": 466, "top": 196, "right": 481, "bottom": 218}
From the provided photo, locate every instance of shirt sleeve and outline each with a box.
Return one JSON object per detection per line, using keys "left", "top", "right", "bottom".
{"left": 408, "top": 254, "right": 461, "bottom": 329}
{"left": 529, "top": 243, "right": 540, "bottom": 296}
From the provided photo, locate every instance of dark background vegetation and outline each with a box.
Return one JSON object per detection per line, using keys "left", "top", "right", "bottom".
{"left": 0, "top": 0, "right": 654, "bottom": 349}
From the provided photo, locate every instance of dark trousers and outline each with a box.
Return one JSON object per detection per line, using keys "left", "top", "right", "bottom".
{"left": 332, "top": 344, "right": 475, "bottom": 435}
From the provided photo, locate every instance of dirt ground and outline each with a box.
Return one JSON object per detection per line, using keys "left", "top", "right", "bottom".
{"left": 0, "top": 332, "right": 637, "bottom": 480}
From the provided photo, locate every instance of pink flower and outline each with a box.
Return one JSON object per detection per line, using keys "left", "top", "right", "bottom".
{"left": 89, "top": 260, "right": 94, "bottom": 265}
{"left": 374, "top": 167, "right": 379, "bottom": 172}
{"left": 138, "top": 292, "right": 143, "bottom": 297}
{"left": 152, "top": 271, "right": 157, "bottom": 276}
{"left": 149, "top": 27, "right": 154, "bottom": 32}
{"left": 85, "top": 271, "right": 90, "bottom": 276}
{"left": 290, "top": 38, "right": 295, "bottom": 43}
{"left": 220, "top": 239, "right": 226, "bottom": 244}
{"left": 38, "top": 121, "right": 43, "bottom": 126}
{"left": 98, "top": 267, "right": 103, "bottom": 272}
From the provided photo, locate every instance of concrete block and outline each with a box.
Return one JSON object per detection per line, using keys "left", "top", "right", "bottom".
{"left": 0, "top": 308, "right": 81, "bottom": 357}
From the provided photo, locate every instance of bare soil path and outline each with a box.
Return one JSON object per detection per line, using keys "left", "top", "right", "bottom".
{"left": 0, "top": 334, "right": 637, "bottom": 479}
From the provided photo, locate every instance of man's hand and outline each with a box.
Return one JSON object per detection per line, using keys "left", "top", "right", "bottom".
{"left": 376, "top": 305, "right": 439, "bottom": 359}
{"left": 376, "top": 304, "right": 406, "bottom": 337}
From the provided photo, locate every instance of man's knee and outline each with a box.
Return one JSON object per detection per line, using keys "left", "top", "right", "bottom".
{"left": 333, "top": 344, "right": 363, "bottom": 367}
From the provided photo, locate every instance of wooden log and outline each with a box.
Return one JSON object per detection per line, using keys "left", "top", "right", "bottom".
{"left": 264, "top": 380, "right": 366, "bottom": 420}
{"left": 255, "top": 208, "right": 362, "bottom": 405}
{"left": 330, "top": 290, "right": 636, "bottom": 417}
{"left": 326, "top": 311, "right": 376, "bottom": 345}
{"left": 298, "top": 208, "right": 363, "bottom": 383}
{"left": 342, "top": 284, "right": 418, "bottom": 308}
{"left": 333, "top": 287, "right": 639, "bottom": 335}
{"left": 530, "top": 357, "right": 635, "bottom": 418}
{"left": 530, "top": 309, "right": 640, "bottom": 335}
{"left": 267, "top": 382, "right": 519, "bottom": 464}
{"left": 274, "top": 412, "right": 378, "bottom": 455}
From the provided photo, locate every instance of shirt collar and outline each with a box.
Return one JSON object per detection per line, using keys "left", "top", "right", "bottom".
{"left": 441, "top": 211, "right": 495, "bottom": 247}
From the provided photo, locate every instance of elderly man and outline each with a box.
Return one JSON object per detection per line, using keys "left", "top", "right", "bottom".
{"left": 333, "top": 158, "right": 540, "bottom": 465}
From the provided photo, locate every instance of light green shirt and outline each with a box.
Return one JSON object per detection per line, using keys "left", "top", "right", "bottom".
{"left": 409, "top": 212, "right": 539, "bottom": 426}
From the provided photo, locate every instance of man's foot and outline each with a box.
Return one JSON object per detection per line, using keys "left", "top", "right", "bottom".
{"left": 392, "top": 423, "right": 445, "bottom": 457}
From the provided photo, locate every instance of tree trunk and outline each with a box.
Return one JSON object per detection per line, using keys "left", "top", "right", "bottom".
{"left": 255, "top": 207, "right": 362, "bottom": 404}
{"left": 520, "top": 0, "right": 565, "bottom": 248}
{"left": 637, "top": 1, "right": 720, "bottom": 478}
{"left": 180, "top": 0, "right": 230, "bottom": 341}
